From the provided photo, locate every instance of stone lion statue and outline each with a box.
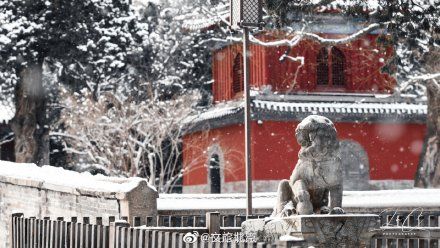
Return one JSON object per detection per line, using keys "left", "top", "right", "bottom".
{"left": 272, "top": 115, "right": 343, "bottom": 217}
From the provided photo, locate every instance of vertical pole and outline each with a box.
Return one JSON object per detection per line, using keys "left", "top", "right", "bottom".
{"left": 206, "top": 212, "right": 221, "bottom": 234}
{"left": 243, "top": 27, "right": 253, "bottom": 217}
{"left": 10, "top": 212, "right": 24, "bottom": 248}
{"left": 109, "top": 220, "right": 130, "bottom": 248}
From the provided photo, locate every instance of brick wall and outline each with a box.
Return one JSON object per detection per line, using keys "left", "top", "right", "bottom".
{"left": 0, "top": 161, "right": 158, "bottom": 248}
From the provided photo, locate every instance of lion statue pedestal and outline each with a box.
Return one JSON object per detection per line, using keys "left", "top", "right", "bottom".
{"left": 241, "top": 115, "right": 379, "bottom": 247}
{"left": 242, "top": 214, "right": 379, "bottom": 247}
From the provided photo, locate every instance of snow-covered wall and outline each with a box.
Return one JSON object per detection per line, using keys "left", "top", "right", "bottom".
{"left": 0, "top": 161, "right": 158, "bottom": 248}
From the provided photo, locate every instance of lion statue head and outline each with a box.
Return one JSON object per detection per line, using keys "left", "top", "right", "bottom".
{"left": 295, "top": 115, "right": 339, "bottom": 160}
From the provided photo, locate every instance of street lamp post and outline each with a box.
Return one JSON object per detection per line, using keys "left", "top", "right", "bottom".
{"left": 229, "top": 0, "right": 263, "bottom": 217}
{"left": 243, "top": 27, "right": 252, "bottom": 217}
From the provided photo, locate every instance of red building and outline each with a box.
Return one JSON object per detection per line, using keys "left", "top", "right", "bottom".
{"left": 181, "top": 17, "right": 427, "bottom": 193}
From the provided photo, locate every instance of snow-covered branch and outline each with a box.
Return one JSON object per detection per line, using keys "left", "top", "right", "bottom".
{"left": 250, "top": 22, "right": 386, "bottom": 47}
{"left": 57, "top": 88, "right": 201, "bottom": 192}
{"left": 408, "top": 73, "right": 440, "bottom": 83}
{"left": 280, "top": 55, "right": 304, "bottom": 64}
{"left": 400, "top": 73, "right": 440, "bottom": 91}
{"left": 301, "top": 23, "right": 385, "bottom": 45}
{"left": 50, "top": 131, "right": 88, "bottom": 143}
{"left": 0, "top": 134, "right": 14, "bottom": 146}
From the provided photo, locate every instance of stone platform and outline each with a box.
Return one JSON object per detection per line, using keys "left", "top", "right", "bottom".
{"left": 242, "top": 214, "right": 380, "bottom": 247}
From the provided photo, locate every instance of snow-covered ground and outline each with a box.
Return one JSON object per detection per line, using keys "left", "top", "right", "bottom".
{"left": 159, "top": 189, "right": 440, "bottom": 211}
{"left": 342, "top": 189, "right": 440, "bottom": 208}
{"left": 2, "top": 161, "right": 438, "bottom": 211}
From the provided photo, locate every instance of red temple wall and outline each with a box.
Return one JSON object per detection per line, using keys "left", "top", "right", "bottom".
{"left": 182, "top": 124, "right": 245, "bottom": 186}
{"left": 212, "top": 43, "right": 269, "bottom": 102}
{"left": 212, "top": 33, "right": 396, "bottom": 102}
{"left": 182, "top": 121, "right": 426, "bottom": 186}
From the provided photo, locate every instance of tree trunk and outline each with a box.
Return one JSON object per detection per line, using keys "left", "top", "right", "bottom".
{"left": 10, "top": 64, "right": 50, "bottom": 166}
{"left": 415, "top": 80, "right": 440, "bottom": 187}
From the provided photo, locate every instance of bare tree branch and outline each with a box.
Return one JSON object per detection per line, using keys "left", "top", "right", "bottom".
{"left": 250, "top": 22, "right": 387, "bottom": 47}
{"left": 400, "top": 73, "right": 440, "bottom": 91}
{"left": 56, "top": 87, "right": 202, "bottom": 192}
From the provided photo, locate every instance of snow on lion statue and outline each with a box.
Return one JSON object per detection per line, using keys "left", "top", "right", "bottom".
{"left": 272, "top": 115, "right": 344, "bottom": 217}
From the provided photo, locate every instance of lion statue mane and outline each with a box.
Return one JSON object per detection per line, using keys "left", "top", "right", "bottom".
{"left": 272, "top": 115, "right": 344, "bottom": 217}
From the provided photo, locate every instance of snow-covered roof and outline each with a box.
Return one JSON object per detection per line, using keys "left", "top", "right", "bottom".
{"left": 185, "top": 101, "right": 243, "bottom": 124}
{"left": 177, "top": 4, "right": 229, "bottom": 31}
{"left": 181, "top": 15, "right": 225, "bottom": 31}
{"left": 175, "top": 0, "right": 383, "bottom": 32}
{"left": 0, "top": 102, "right": 15, "bottom": 123}
{"left": 254, "top": 100, "right": 427, "bottom": 115}
{"left": 158, "top": 189, "right": 440, "bottom": 211}
{"left": 314, "top": 0, "right": 380, "bottom": 13}
{"left": 184, "top": 94, "right": 427, "bottom": 133}
{"left": 0, "top": 161, "right": 156, "bottom": 199}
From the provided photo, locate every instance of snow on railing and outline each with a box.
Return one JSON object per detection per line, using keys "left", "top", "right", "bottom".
{"left": 158, "top": 189, "right": 440, "bottom": 213}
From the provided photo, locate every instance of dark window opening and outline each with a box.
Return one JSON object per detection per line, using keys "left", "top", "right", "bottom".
{"left": 232, "top": 54, "right": 244, "bottom": 94}
{"left": 316, "top": 46, "right": 346, "bottom": 87}
{"left": 209, "top": 154, "right": 221, "bottom": 194}
{"left": 317, "top": 47, "right": 329, "bottom": 85}
{"left": 331, "top": 47, "right": 345, "bottom": 86}
{"left": 0, "top": 139, "right": 15, "bottom": 162}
